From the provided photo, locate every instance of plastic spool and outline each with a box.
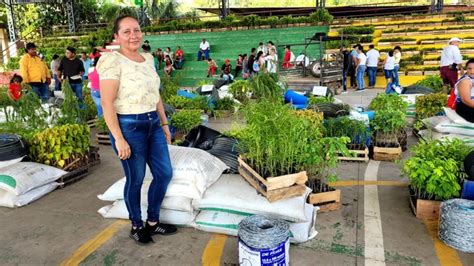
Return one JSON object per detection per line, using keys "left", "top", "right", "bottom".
{"left": 439, "top": 199, "right": 474, "bottom": 253}
{"left": 461, "top": 180, "right": 474, "bottom": 200}
{"left": 238, "top": 215, "right": 290, "bottom": 266}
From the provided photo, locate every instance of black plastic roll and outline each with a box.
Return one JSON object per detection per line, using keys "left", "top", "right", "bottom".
{"left": 0, "top": 134, "right": 28, "bottom": 161}
{"left": 464, "top": 151, "right": 474, "bottom": 180}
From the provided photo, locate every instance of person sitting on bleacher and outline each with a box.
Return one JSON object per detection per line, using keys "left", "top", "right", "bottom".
{"left": 174, "top": 46, "right": 184, "bottom": 69}
{"left": 164, "top": 55, "right": 174, "bottom": 77}
{"left": 454, "top": 58, "right": 474, "bottom": 122}
{"left": 207, "top": 58, "right": 217, "bottom": 77}
{"left": 198, "top": 38, "right": 210, "bottom": 61}
{"left": 282, "top": 45, "right": 295, "bottom": 69}
{"left": 221, "top": 59, "right": 234, "bottom": 84}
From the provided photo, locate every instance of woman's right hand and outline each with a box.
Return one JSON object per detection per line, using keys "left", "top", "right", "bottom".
{"left": 115, "top": 138, "right": 131, "bottom": 160}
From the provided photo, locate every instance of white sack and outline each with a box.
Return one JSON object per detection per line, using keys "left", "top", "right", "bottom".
{"left": 194, "top": 174, "right": 311, "bottom": 223}
{"left": 0, "top": 162, "right": 66, "bottom": 195}
{"left": 444, "top": 107, "right": 474, "bottom": 127}
{"left": 424, "top": 115, "right": 474, "bottom": 136}
{"left": 0, "top": 156, "right": 24, "bottom": 169}
{"left": 97, "top": 199, "right": 197, "bottom": 225}
{"left": 419, "top": 130, "right": 474, "bottom": 146}
{"left": 0, "top": 182, "right": 59, "bottom": 208}
{"left": 193, "top": 204, "right": 319, "bottom": 243}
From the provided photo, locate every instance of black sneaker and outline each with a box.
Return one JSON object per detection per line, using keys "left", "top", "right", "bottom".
{"left": 145, "top": 222, "right": 178, "bottom": 235}
{"left": 129, "top": 227, "right": 154, "bottom": 245}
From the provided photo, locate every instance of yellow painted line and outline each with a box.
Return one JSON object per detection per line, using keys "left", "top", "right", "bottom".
{"left": 60, "top": 220, "right": 128, "bottom": 266}
{"left": 202, "top": 234, "right": 228, "bottom": 266}
{"left": 329, "top": 180, "right": 409, "bottom": 187}
{"left": 424, "top": 220, "right": 463, "bottom": 266}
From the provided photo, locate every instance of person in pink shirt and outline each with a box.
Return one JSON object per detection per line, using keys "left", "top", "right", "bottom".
{"left": 88, "top": 57, "right": 102, "bottom": 117}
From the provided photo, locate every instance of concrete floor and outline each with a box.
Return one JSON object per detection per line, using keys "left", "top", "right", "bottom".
{"left": 1, "top": 89, "right": 473, "bottom": 265}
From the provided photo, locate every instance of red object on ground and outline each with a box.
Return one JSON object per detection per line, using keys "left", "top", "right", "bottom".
{"left": 448, "top": 88, "right": 457, "bottom": 110}
{"left": 8, "top": 83, "right": 21, "bottom": 101}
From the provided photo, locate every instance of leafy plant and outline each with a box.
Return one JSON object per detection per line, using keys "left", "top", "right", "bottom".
{"left": 167, "top": 95, "right": 208, "bottom": 110}
{"left": 338, "top": 26, "right": 375, "bottom": 35}
{"left": 371, "top": 109, "right": 406, "bottom": 134}
{"left": 95, "top": 117, "right": 109, "bottom": 133}
{"left": 415, "top": 75, "right": 445, "bottom": 93}
{"left": 170, "top": 110, "right": 201, "bottom": 132}
{"left": 161, "top": 77, "right": 179, "bottom": 103}
{"left": 82, "top": 83, "right": 97, "bottom": 120}
{"left": 238, "top": 100, "right": 348, "bottom": 182}
{"left": 29, "top": 124, "right": 90, "bottom": 169}
{"left": 248, "top": 73, "right": 283, "bottom": 102}
{"left": 403, "top": 139, "right": 473, "bottom": 200}
{"left": 57, "top": 80, "right": 87, "bottom": 125}
{"left": 369, "top": 93, "right": 408, "bottom": 113}
{"left": 308, "top": 95, "right": 334, "bottom": 105}
{"left": 214, "top": 97, "right": 235, "bottom": 111}
{"left": 415, "top": 93, "right": 447, "bottom": 119}
{"left": 229, "top": 80, "right": 251, "bottom": 104}
{"left": 325, "top": 117, "right": 369, "bottom": 146}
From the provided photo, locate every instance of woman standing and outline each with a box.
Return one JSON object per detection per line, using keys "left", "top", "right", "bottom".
{"left": 97, "top": 15, "right": 175, "bottom": 245}
{"left": 355, "top": 44, "right": 367, "bottom": 91}
{"left": 393, "top": 46, "right": 402, "bottom": 87}
{"left": 383, "top": 50, "right": 395, "bottom": 91}
{"left": 265, "top": 47, "right": 278, "bottom": 73}
{"left": 454, "top": 58, "right": 474, "bottom": 122}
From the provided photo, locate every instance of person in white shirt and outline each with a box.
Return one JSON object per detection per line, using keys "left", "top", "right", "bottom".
{"left": 440, "top": 37, "right": 464, "bottom": 89}
{"left": 197, "top": 38, "right": 210, "bottom": 61}
{"left": 366, "top": 44, "right": 380, "bottom": 88}
{"left": 355, "top": 44, "right": 367, "bottom": 91}
{"left": 257, "top": 42, "right": 268, "bottom": 56}
{"left": 265, "top": 47, "right": 278, "bottom": 73}
{"left": 295, "top": 53, "right": 310, "bottom": 68}
{"left": 392, "top": 46, "right": 402, "bottom": 87}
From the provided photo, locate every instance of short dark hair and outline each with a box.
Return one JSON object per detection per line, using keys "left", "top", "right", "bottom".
{"left": 251, "top": 48, "right": 256, "bottom": 53}
{"left": 10, "top": 73, "right": 22, "bottom": 84}
{"left": 25, "top": 42, "right": 36, "bottom": 51}
{"left": 66, "top": 46, "right": 76, "bottom": 54}
{"left": 369, "top": 44, "right": 375, "bottom": 49}
{"left": 285, "top": 45, "right": 291, "bottom": 49}
{"left": 113, "top": 15, "right": 139, "bottom": 35}
{"left": 268, "top": 41, "right": 274, "bottom": 45}
{"left": 52, "top": 54, "right": 59, "bottom": 60}
{"left": 394, "top": 46, "right": 402, "bottom": 51}
{"left": 388, "top": 50, "right": 394, "bottom": 57}
{"left": 466, "top": 58, "right": 474, "bottom": 67}
{"left": 82, "top": 52, "right": 87, "bottom": 55}
{"left": 259, "top": 42, "right": 263, "bottom": 45}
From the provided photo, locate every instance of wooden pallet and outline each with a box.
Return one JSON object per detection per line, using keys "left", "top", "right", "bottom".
{"left": 57, "top": 165, "right": 89, "bottom": 188}
{"left": 96, "top": 132, "right": 111, "bottom": 145}
{"left": 87, "top": 118, "right": 98, "bottom": 128}
{"left": 373, "top": 146, "right": 402, "bottom": 161}
{"left": 338, "top": 147, "right": 369, "bottom": 162}
{"left": 308, "top": 189, "right": 341, "bottom": 212}
{"left": 237, "top": 157, "right": 307, "bottom": 202}
{"left": 409, "top": 196, "right": 441, "bottom": 220}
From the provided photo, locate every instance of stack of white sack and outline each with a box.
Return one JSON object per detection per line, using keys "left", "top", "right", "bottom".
{"left": 0, "top": 162, "right": 65, "bottom": 208}
{"left": 98, "top": 145, "right": 228, "bottom": 225}
{"left": 420, "top": 107, "right": 474, "bottom": 146}
{"left": 400, "top": 94, "right": 424, "bottom": 126}
{"left": 192, "top": 174, "right": 319, "bottom": 243}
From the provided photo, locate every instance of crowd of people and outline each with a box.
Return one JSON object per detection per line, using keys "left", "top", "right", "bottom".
{"left": 340, "top": 44, "right": 401, "bottom": 93}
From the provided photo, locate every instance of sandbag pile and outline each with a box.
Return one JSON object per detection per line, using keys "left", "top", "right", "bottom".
{"left": 97, "top": 145, "right": 228, "bottom": 225}
{"left": 420, "top": 107, "right": 474, "bottom": 146}
{"left": 192, "top": 174, "right": 319, "bottom": 243}
{"left": 0, "top": 162, "right": 65, "bottom": 208}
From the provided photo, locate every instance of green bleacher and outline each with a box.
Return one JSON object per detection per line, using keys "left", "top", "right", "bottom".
{"left": 146, "top": 25, "right": 329, "bottom": 87}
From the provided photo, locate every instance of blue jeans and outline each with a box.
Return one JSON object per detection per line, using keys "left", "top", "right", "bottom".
{"left": 367, "top": 66, "right": 377, "bottom": 87}
{"left": 91, "top": 89, "right": 102, "bottom": 118}
{"left": 174, "top": 59, "right": 184, "bottom": 69}
{"left": 356, "top": 65, "right": 366, "bottom": 90}
{"left": 30, "top": 83, "right": 49, "bottom": 102}
{"left": 393, "top": 65, "right": 400, "bottom": 87}
{"left": 385, "top": 82, "right": 395, "bottom": 94}
{"left": 53, "top": 74, "right": 61, "bottom": 91}
{"left": 70, "top": 82, "right": 83, "bottom": 102}
{"left": 197, "top": 49, "right": 209, "bottom": 61}
{"left": 110, "top": 111, "right": 173, "bottom": 227}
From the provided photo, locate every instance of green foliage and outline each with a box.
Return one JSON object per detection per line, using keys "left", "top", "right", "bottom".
{"left": 308, "top": 9, "right": 333, "bottom": 24}
{"left": 82, "top": 84, "right": 97, "bottom": 120}
{"left": 29, "top": 124, "right": 90, "bottom": 169}
{"left": 238, "top": 100, "right": 348, "bottom": 179}
{"left": 229, "top": 80, "right": 251, "bottom": 104}
{"left": 95, "top": 117, "right": 109, "bottom": 133}
{"left": 5, "top": 57, "right": 20, "bottom": 70}
{"left": 214, "top": 97, "right": 235, "bottom": 111}
{"left": 308, "top": 95, "right": 334, "bottom": 105}
{"left": 378, "top": 37, "right": 416, "bottom": 42}
{"left": 415, "top": 93, "right": 447, "bottom": 119}
{"left": 338, "top": 26, "right": 375, "bottom": 35}
{"left": 454, "top": 14, "right": 466, "bottom": 22}
{"left": 161, "top": 77, "right": 179, "bottom": 103}
{"left": 403, "top": 139, "right": 473, "bottom": 200}
{"left": 170, "top": 110, "right": 201, "bottom": 132}
{"left": 415, "top": 75, "right": 445, "bottom": 93}
{"left": 369, "top": 93, "right": 408, "bottom": 113}
{"left": 57, "top": 80, "right": 87, "bottom": 125}
{"left": 167, "top": 95, "right": 208, "bottom": 110}
{"left": 248, "top": 73, "right": 283, "bottom": 102}
{"left": 325, "top": 117, "right": 369, "bottom": 146}
{"left": 371, "top": 109, "right": 406, "bottom": 134}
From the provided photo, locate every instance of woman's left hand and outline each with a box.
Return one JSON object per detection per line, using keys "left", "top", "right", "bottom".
{"left": 163, "top": 125, "right": 172, "bottom": 144}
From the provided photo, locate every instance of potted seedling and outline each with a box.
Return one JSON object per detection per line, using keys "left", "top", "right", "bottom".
{"left": 170, "top": 110, "right": 202, "bottom": 140}
{"left": 95, "top": 117, "right": 111, "bottom": 145}
{"left": 403, "top": 139, "right": 472, "bottom": 220}
{"left": 370, "top": 109, "right": 406, "bottom": 161}
{"left": 325, "top": 117, "right": 370, "bottom": 162}
{"left": 213, "top": 97, "right": 236, "bottom": 118}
